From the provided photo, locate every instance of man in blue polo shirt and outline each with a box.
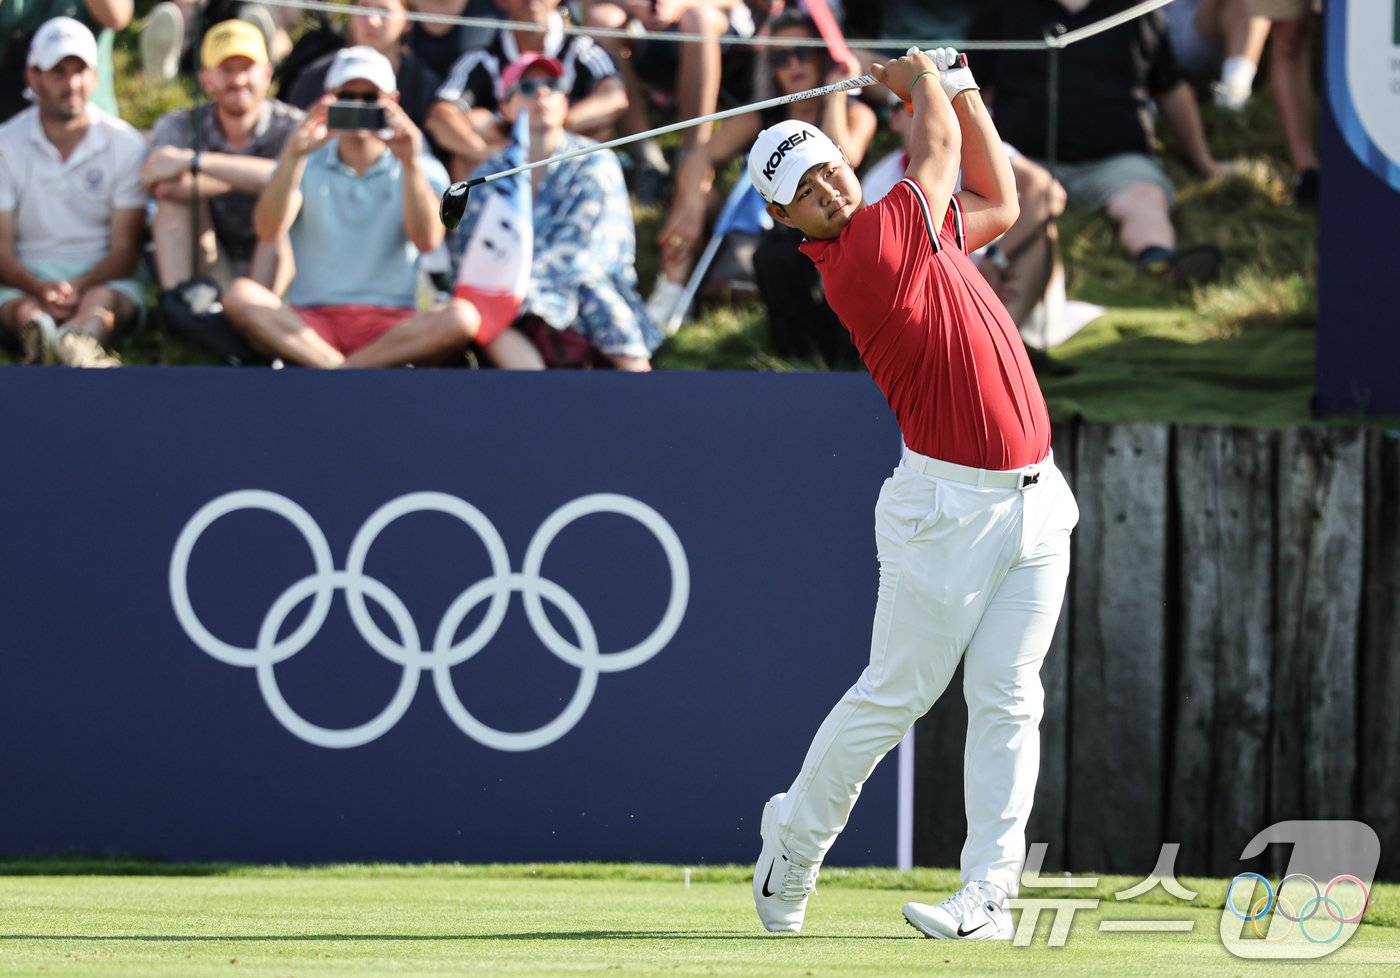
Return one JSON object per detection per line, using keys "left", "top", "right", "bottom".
{"left": 222, "top": 46, "right": 479, "bottom": 366}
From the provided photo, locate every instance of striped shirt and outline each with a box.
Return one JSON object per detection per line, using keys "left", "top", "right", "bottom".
{"left": 435, "top": 11, "right": 618, "bottom": 113}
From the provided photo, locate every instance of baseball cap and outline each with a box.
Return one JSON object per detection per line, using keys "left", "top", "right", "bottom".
{"left": 325, "top": 45, "right": 397, "bottom": 94}
{"left": 200, "top": 19, "right": 269, "bottom": 69}
{"left": 498, "top": 52, "right": 563, "bottom": 101}
{"left": 747, "top": 119, "right": 843, "bottom": 206}
{"left": 27, "top": 17, "right": 98, "bottom": 71}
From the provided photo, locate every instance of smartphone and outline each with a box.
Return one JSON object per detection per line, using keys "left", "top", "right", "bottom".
{"left": 327, "top": 101, "right": 387, "bottom": 132}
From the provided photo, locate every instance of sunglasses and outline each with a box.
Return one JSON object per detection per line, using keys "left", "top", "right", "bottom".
{"left": 334, "top": 90, "right": 381, "bottom": 102}
{"left": 510, "top": 76, "right": 566, "bottom": 98}
{"left": 769, "top": 48, "right": 820, "bottom": 68}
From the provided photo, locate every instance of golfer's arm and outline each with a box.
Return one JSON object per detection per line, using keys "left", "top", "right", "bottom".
{"left": 400, "top": 158, "right": 444, "bottom": 253}
{"left": 904, "top": 74, "right": 960, "bottom": 213}
{"left": 254, "top": 149, "right": 307, "bottom": 242}
{"left": 951, "top": 91, "right": 1018, "bottom": 248}
{"left": 0, "top": 212, "right": 45, "bottom": 295}
{"left": 72, "top": 208, "right": 143, "bottom": 291}
{"left": 564, "top": 77, "right": 628, "bottom": 134}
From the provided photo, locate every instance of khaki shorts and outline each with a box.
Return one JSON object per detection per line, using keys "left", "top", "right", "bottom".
{"left": 1035, "top": 153, "right": 1176, "bottom": 213}
{"left": 1245, "top": 0, "right": 1321, "bottom": 20}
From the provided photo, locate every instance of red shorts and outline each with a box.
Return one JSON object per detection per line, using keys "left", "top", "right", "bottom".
{"left": 452, "top": 288, "right": 517, "bottom": 346}
{"left": 292, "top": 304, "right": 415, "bottom": 355}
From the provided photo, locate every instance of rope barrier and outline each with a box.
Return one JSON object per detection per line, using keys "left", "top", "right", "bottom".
{"left": 247, "top": 0, "right": 1174, "bottom": 54}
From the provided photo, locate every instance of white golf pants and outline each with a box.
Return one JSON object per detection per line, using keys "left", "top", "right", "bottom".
{"left": 774, "top": 449, "right": 1079, "bottom": 897}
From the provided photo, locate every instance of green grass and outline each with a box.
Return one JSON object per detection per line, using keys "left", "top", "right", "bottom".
{"left": 2, "top": 863, "right": 1397, "bottom": 977}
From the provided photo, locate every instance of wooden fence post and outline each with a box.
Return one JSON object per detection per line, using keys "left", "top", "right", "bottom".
{"left": 1271, "top": 427, "right": 1365, "bottom": 874}
{"left": 1361, "top": 430, "right": 1400, "bottom": 880}
{"left": 1068, "top": 423, "right": 1169, "bottom": 874}
{"left": 1168, "top": 426, "right": 1275, "bottom": 876}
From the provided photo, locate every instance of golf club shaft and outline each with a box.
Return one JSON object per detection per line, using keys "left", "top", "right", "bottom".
{"left": 463, "top": 72, "right": 878, "bottom": 192}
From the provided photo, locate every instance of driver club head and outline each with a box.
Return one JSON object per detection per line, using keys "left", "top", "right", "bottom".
{"left": 439, "top": 180, "right": 472, "bottom": 229}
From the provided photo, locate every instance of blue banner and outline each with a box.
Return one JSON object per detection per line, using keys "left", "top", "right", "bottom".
{"left": 0, "top": 369, "right": 907, "bottom": 866}
{"left": 1317, "top": 0, "right": 1400, "bottom": 417}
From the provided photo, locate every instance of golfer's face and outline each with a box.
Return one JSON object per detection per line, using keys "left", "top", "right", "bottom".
{"left": 781, "top": 158, "right": 861, "bottom": 239}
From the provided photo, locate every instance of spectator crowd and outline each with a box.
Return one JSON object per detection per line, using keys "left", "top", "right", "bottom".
{"left": 0, "top": 0, "right": 1317, "bottom": 369}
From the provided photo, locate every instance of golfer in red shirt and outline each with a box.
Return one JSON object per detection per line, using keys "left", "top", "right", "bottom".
{"left": 748, "top": 47, "right": 1080, "bottom": 940}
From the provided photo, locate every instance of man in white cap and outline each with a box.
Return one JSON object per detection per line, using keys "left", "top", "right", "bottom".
{"left": 746, "top": 48, "right": 1079, "bottom": 940}
{"left": 0, "top": 17, "right": 147, "bottom": 367}
{"left": 222, "top": 46, "right": 479, "bottom": 367}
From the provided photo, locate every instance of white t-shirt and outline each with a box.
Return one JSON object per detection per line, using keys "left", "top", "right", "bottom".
{"left": 0, "top": 105, "right": 147, "bottom": 265}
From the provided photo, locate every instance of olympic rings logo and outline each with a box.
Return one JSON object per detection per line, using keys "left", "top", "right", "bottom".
{"left": 169, "top": 490, "right": 689, "bottom": 752}
{"left": 1226, "top": 873, "right": 1371, "bottom": 943}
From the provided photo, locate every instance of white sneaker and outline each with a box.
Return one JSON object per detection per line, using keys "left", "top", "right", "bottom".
{"left": 752, "top": 792, "right": 819, "bottom": 933}
{"left": 903, "top": 881, "right": 1012, "bottom": 941}
{"left": 57, "top": 329, "right": 121, "bottom": 368}
{"left": 645, "top": 277, "right": 687, "bottom": 335}
{"left": 19, "top": 313, "right": 60, "bottom": 365}
{"left": 140, "top": 2, "right": 184, "bottom": 83}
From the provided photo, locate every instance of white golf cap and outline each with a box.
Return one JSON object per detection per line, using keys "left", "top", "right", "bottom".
{"left": 27, "top": 17, "right": 98, "bottom": 71}
{"left": 748, "top": 119, "right": 843, "bottom": 206}
{"left": 325, "top": 45, "right": 397, "bottom": 94}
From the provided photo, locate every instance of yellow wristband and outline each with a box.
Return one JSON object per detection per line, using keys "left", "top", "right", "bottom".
{"left": 907, "top": 70, "right": 936, "bottom": 100}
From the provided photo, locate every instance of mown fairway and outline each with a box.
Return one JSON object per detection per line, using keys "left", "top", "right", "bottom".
{"left": 2, "top": 865, "right": 1396, "bottom": 977}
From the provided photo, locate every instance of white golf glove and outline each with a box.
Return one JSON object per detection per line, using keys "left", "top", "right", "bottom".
{"left": 929, "top": 46, "right": 979, "bottom": 101}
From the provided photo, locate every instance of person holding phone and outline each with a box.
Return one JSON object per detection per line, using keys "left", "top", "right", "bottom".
{"left": 221, "top": 46, "right": 480, "bottom": 367}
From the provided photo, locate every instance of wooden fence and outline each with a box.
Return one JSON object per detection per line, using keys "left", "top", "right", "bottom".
{"left": 911, "top": 422, "right": 1400, "bottom": 880}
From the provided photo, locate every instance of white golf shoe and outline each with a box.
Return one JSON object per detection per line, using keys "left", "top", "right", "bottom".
{"left": 903, "top": 881, "right": 1013, "bottom": 941}
{"left": 752, "top": 793, "right": 820, "bottom": 933}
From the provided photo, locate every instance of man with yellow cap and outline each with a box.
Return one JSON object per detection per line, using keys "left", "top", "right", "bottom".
{"left": 143, "top": 19, "right": 304, "bottom": 362}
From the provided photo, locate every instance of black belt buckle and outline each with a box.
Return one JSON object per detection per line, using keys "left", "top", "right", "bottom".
{"left": 1018, "top": 471, "right": 1040, "bottom": 490}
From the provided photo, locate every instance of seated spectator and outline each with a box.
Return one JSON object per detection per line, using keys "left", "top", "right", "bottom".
{"left": 0, "top": 0, "right": 131, "bottom": 122}
{"left": 454, "top": 54, "right": 661, "bottom": 371}
{"left": 144, "top": 19, "right": 303, "bottom": 363}
{"left": 649, "top": 11, "right": 874, "bottom": 329}
{"left": 972, "top": 0, "right": 1232, "bottom": 287}
{"left": 281, "top": 0, "right": 441, "bottom": 133}
{"left": 1164, "top": 0, "right": 1270, "bottom": 110}
{"left": 863, "top": 102, "right": 1070, "bottom": 336}
{"left": 407, "top": 0, "right": 501, "bottom": 82}
{"left": 426, "top": 0, "right": 626, "bottom": 179}
{"left": 1248, "top": 0, "right": 1318, "bottom": 208}
{"left": 0, "top": 18, "right": 146, "bottom": 367}
{"left": 584, "top": 0, "right": 755, "bottom": 177}
{"left": 222, "top": 47, "right": 478, "bottom": 367}
{"left": 140, "top": 0, "right": 294, "bottom": 83}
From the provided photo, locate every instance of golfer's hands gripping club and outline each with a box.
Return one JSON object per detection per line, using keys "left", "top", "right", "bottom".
{"left": 869, "top": 47, "right": 939, "bottom": 104}
{"left": 925, "top": 47, "right": 978, "bottom": 101}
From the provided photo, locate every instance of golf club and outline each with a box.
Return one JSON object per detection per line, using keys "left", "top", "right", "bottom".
{"left": 439, "top": 71, "right": 880, "bottom": 228}
{"left": 440, "top": 51, "right": 969, "bottom": 229}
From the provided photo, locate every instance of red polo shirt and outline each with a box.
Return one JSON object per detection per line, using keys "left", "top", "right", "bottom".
{"left": 800, "top": 179, "right": 1051, "bottom": 470}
